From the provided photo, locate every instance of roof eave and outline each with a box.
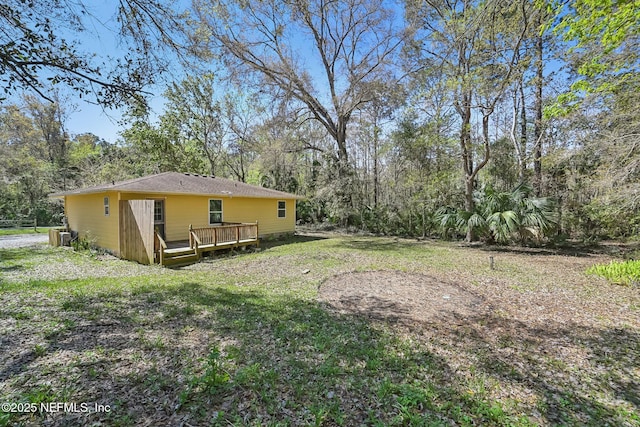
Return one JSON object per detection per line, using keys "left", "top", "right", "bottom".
{"left": 49, "top": 189, "right": 305, "bottom": 200}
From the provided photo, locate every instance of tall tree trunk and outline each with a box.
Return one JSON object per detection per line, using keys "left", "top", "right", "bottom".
{"left": 335, "top": 113, "right": 354, "bottom": 211}
{"left": 373, "top": 120, "right": 380, "bottom": 209}
{"left": 533, "top": 13, "right": 544, "bottom": 196}
{"left": 519, "top": 81, "right": 528, "bottom": 184}
{"left": 202, "top": 140, "right": 216, "bottom": 177}
{"left": 465, "top": 176, "right": 475, "bottom": 242}
{"left": 460, "top": 91, "right": 475, "bottom": 242}
{"left": 335, "top": 113, "right": 348, "bottom": 162}
{"left": 510, "top": 86, "right": 527, "bottom": 184}
{"left": 238, "top": 145, "right": 246, "bottom": 182}
{"left": 460, "top": 92, "right": 473, "bottom": 177}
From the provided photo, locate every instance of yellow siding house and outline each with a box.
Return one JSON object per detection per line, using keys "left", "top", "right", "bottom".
{"left": 50, "top": 172, "right": 303, "bottom": 264}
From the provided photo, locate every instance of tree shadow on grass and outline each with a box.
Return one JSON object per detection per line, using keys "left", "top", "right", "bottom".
{"left": 0, "top": 283, "right": 508, "bottom": 425}
{"left": 258, "top": 233, "right": 327, "bottom": 250}
{"left": 1, "top": 281, "right": 638, "bottom": 426}
{"left": 335, "top": 284, "right": 640, "bottom": 426}
{"left": 163, "top": 283, "right": 528, "bottom": 425}
{"left": 331, "top": 237, "right": 424, "bottom": 252}
{"left": 479, "top": 240, "right": 640, "bottom": 259}
{"left": 0, "top": 248, "right": 36, "bottom": 262}
{"left": 378, "top": 302, "right": 640, "bottom": 426}
{"left": 447, "top": 312, "right": 640, "bottom": 426}
{"left": 0, "top": 247, "right": 55, "bottom": 275}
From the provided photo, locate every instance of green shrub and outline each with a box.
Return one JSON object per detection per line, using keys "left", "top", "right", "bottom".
{"left": 436, "top": 184, "right": 557, "bottom": 244}
{"left": 71, "top": 236, "right": 92, "bottom": 251}
{"left": 587, "top": 260, "right": 640, "bottom": 286}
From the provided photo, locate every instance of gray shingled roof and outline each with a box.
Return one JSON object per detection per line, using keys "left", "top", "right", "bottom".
{"left": 50, "top": 172, "right": 304, "bottom": 199}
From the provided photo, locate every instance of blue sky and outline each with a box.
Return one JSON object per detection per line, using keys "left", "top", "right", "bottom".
{"left": 66, "top": 94, "right": 166, "bottom": 144}
{"left": 10, "top": 0, "right": 409, "bottom": 144}
{"left": 6, "top": 0, "right": 185, "bottom": 143}
{"left": 14, "top": 0, "right": 563, "bottom": 144}
{"left": 62, "top": 1, "right": 171, "bottom": 143}
{"left": 55, "top": 0, "right": 408, "bottom": 144}
{"left": 66, "top": 105, "right": 123, "bottom": 143}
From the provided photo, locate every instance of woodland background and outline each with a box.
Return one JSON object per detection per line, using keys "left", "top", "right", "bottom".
{"left": 0, "top": 0, "right": 638, "bottom": 244}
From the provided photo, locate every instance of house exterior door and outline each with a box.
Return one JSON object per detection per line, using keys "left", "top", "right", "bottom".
{"left": 154, "top": 200, "right": 165, "bottom": 240}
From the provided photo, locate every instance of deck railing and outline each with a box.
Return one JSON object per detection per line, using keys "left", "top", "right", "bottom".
{"left": 189, "top": 222, "right": 259, "bottom": 249}
{"left": 154, "top": 223, "right": 258, "bottom": 266}
{"left": 155, "top": 230, "right": 200, "bottom": 266}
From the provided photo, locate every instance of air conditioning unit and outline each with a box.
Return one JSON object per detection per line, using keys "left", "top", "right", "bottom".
{"left": 59, "top": 232, "right": 72, "bottom": 246}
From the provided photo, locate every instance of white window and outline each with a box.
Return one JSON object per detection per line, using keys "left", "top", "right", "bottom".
{"left": 104, "top": 197, "right": 110, "bottom": 216}
{"left": 154, "top": 200, "right": 164, "bottom": 222}
{"left": 277, "top": 200, "right": 286, "bottom": 218}
{"left": 209, "top": 199, "right": 223, "bottom": 224}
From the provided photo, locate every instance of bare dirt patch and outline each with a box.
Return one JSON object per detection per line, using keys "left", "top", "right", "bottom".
{"left": 318, "top": 267, "right": 640, "bottom": 425}
{"left": 319, "top": 270, "right": 489, "bottom": 325}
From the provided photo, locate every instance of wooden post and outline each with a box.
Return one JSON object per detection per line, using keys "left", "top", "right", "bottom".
{"left": 193, "top": 232, "right": 200, "bottom": 259}
{"left": 189, "top": 224, "right": 193, "bottom": 248}
{"left": 256, "top": 220, "right": 259, "bottom": 248}
{"left": 49, "top": 229, "right": 61, "bottom": 247}
{"left": 235, "top": 224, "right": 240, "bottom": 243}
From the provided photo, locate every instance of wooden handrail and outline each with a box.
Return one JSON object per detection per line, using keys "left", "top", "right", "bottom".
{"left": 155, "top": 232, "right": 167, "bottom": 249}
{"left": 155, "top": 231, "right": 167, "bottom": 265}
{"left": 190, "top": 231, "right": 202, "bottom": 250}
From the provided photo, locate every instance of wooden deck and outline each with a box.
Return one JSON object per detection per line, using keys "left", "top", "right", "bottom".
{"left": 155, "top": 223, "right": 259, "bottom": 267}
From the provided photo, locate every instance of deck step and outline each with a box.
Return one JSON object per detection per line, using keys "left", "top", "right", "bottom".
{"left": 164, "top": 247, "right": 197, "bottom": 256}
{"left": 162, "top": 253, "right": 199, "bottom": 267}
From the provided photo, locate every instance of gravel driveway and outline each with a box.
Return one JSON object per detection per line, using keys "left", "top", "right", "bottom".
{"left": 0, "top": 233, "right": 49, "bottom": 249}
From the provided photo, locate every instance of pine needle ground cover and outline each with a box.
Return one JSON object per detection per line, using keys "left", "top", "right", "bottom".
{"left": 0, "top": 235, "right": 638, "bottom": 426}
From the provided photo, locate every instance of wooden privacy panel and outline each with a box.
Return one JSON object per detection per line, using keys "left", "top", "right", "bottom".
{"left": 119, "top": 200, "right": 154, "bottom": 264}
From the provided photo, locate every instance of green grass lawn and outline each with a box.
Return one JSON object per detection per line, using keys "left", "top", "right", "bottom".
{"left": 0, "top": 234, "right": 638, "bottom": 426}
{"left": 0, "top": 227, "right": 54, "bottom": 236}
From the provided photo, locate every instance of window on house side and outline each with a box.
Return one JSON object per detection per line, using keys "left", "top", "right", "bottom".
{"left": 154, "top": 200, "right": 163, "bottom": 222}
{"left": 104, "top": 197, "right": 109, "bottom": 216}
{"left": 278, "top": 200, "right": 286, "bottom": 218}
{"left": 209, "top": 199, "right": 223, "bottom": 224}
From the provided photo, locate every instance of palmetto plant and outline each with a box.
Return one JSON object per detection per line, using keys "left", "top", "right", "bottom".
{"left": 437, "top": 206, "right": 486, "bottom": 240}
{"left": 511, "top": 186, "right": 557, "bottom": 242}
{"left": 437, "top": 184, "right": 557, "bottom": 244}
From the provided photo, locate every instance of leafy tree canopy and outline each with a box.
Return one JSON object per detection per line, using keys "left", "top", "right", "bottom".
{"left": 0, "top": 0, "right": 186, "bottom": 106}
{"left": 549, "top": 0, "right": 640, "bottom": 114}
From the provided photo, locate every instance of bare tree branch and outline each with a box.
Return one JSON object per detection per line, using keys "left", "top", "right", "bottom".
{"left": 193, "top": 0, "right": 409, "bottom": 166}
